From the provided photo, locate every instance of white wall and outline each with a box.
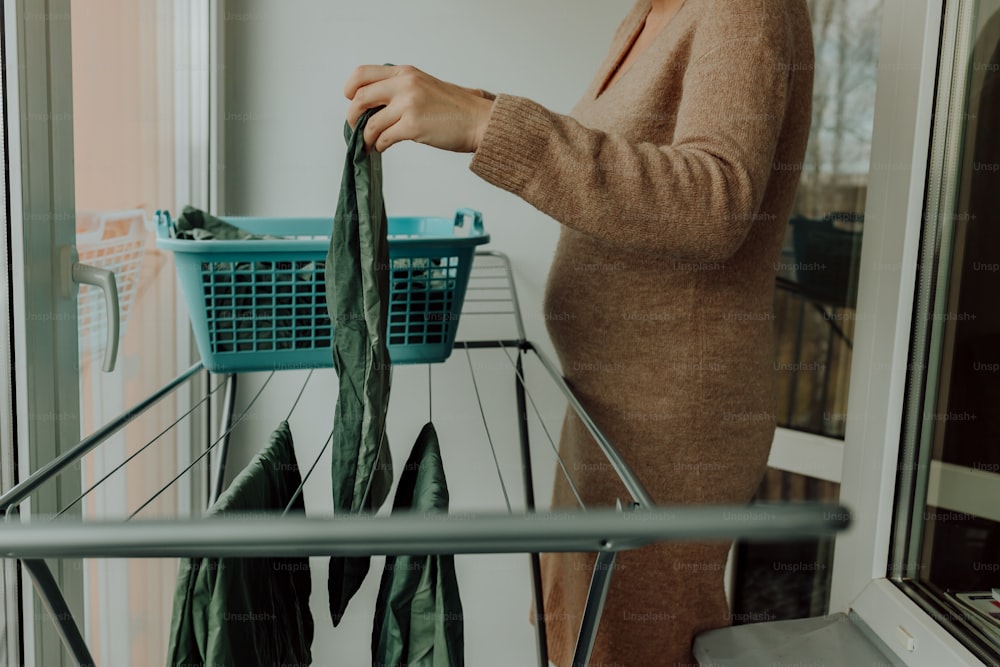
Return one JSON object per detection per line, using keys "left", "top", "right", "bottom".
{"left": 219, "top": 1, "right": 632, "bottom": 665}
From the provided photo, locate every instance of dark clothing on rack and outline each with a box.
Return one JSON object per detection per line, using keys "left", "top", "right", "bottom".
{"left": 327, "top": 107, "right": 395, "bottom": 625}
{"left": 166, "top": 421, "right": 313, "bottom": 667}
{"left": 373, "top": 422, "right": 464, "bottom": 667}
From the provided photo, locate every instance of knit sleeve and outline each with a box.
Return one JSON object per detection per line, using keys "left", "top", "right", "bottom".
{"left": 469, "top": 31, "right": 796, "bottom": 262}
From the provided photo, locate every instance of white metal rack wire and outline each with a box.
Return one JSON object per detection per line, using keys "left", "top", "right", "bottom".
{"left": 0, "top": 251, "right": 851, "bottom": 667}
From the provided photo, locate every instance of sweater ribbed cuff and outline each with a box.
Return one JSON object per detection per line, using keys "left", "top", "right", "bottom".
{"left": 469, "top": 94, "right": 550, "bottom": 196}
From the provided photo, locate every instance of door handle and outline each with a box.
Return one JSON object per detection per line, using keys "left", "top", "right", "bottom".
{"left": 74, "top": 263, "right": 120, "bottom": 372}
{"left": 60, "top": 247, "right": 120, "bottom": 373}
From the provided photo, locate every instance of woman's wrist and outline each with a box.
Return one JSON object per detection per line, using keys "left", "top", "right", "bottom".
{"left": 472, "top": 95, "right": 496, "bottom": 152}
{"left": 466, "top": 86, "right": 496, "bottom": 102}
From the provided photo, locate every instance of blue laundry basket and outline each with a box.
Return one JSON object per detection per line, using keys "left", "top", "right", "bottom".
{"left": 155, "top": 209, "right": 489, "bottom": 372}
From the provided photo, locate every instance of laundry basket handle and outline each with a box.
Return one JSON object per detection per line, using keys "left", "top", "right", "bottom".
{"left": 453, "top": 208, "right": 484, "bottom": 236}
{"left": 154, "top": 209, "right": 176, "bottom": 238}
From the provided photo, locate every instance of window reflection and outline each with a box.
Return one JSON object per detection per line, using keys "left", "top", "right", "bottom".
{"left": 774, "top": 0, "right": 882, "bottom": 439}
{"left": 736, "top": 0, "right": 883, "bottom": 626}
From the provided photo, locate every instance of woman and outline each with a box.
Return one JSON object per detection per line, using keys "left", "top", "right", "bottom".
{"left": 345, "top": 0, "right": 814, "bottom": 664}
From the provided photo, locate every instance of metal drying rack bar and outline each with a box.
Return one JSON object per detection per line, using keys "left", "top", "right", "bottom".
{"left": 0, "top": 251, "right": 851, "bottom": 667}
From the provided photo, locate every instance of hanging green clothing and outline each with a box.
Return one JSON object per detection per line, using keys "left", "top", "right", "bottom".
{"left": 327, "top": 106, "right": 395, "bottom": 626}
{"left": 166, "top": 421, "right": 313, "bottom": 667}
{"left": 373, "top": 422, "right": 464, "bottom": 667}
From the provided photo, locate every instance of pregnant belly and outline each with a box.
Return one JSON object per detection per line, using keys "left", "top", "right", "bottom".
{"left": 543, "top": 233, "right": 688, "bottom": 374}
{"left": 542, "top": 231, "right": 776, "bottom": 415}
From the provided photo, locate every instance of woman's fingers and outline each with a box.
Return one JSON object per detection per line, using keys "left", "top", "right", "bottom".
{"left": 343, "top": 63, "right": 494, "bottom": 153}
{"left": 373, "top": 118, "right": 410, "bottom": 153}
{"left": 344, "top": 66, "right": 406, "bottom": 129}
{"left": 362, "top": 104, "right": 403, "bottom": 152}
{"left": 343, "top": 64, "right": 398, "bottom": 100}
{"left": 345, "top": 76, "right": 401, "bottom": 130}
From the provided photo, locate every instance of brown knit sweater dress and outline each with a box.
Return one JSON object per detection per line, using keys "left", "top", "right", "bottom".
{"left": 469, "top": 1, "right": 814, "bottom": 664}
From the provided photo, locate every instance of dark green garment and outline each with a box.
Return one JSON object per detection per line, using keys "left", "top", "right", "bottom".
{"left": 166, "top": 421, "right": 313, "bottom": 667}
{"left": 373, "top": 423, "right": 464, "bottom": 667}
{"left": 327, "top": 107, "right": 394, "bottom": 625}
{"left": 173, "top": 205, "right": 277, "bottom": 240}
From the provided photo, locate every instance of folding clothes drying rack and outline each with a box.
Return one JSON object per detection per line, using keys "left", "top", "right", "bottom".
{"left": 0, "top": 251, "right": 852, "bottom": 667}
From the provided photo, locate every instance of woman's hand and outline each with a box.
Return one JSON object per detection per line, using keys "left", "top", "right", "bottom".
{"left": 344, "top": 65, "right": 495, "bottom": 153}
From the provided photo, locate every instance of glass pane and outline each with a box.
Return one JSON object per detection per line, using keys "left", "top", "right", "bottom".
{"left": 775, "top": 0, "right": 883, "bottom": 438}
{"left": 731, "top": 469, "right": 840, "bottom": 623}
{"left": 897, "top": 0, "right": 1000, "bottom": 659}
{"left": 70, "top": 1, "right": 193, "bottom": 664}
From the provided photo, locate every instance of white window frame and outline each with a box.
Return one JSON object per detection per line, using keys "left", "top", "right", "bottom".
{"left": 0, "top": 9, "right": 22, "bottom": 663}
{"left": 828, "top": 0, "right": 990, "bottom": 664}
{"left": 769, "top": 428, "right": 845, "bottom": 484}
{"left": 4, "top": 1, "right": 85, "bottom": 663}
{"left": 2, "top": 0, "right": 216, "bottom": 663}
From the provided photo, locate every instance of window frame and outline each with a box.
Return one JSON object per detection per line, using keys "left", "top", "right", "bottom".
{"left": 2, "top": 0, "right": 215, "bottom": 662}
{"left": 0, "top": 3, "right": 21, "bottom": 662}
{"left": 887, "top": 0, "right": 1000, "bottom": 659}
{"left": 4, "top": 1, "right": 85, "bottom": 663}
{"left": 829, "top": 0, "right": 992, "bottom": 664}
{"left": 769, "top": 428, "right": 845, "bottom": 483}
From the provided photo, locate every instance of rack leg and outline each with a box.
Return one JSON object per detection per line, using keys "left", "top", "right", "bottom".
{"left": 516, "top": 352, "right": 549, "bottom": 667}
{"left": 21, "top": 559, "right": 96, "bottom": 667}
{"left": 209, "top": 373, "right": 237, "bottom": 507}
{"left": 571, "top": 550, "right": 618, "bottom": 667}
